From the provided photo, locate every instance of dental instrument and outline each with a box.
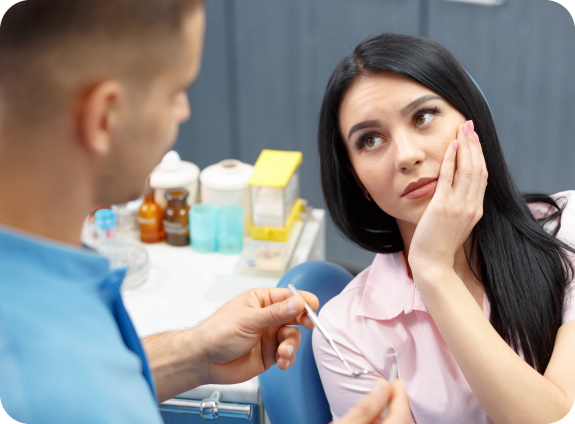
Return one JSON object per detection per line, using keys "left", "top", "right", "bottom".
{"left": 380, "top": 353, "right": 399, "bottom": 418}
{"left": 287, "top": 283, "right": 376, "bottom": 378}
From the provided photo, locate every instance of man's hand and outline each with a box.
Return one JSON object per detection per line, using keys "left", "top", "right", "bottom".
{"left": 335, "top": 379, "right": 413, "bottom": 424}
{"left": 144, "top": 287, "right": 318, "bottom": 403}
{"left": 194, "top": 287, "right": 319, "bottom": 385}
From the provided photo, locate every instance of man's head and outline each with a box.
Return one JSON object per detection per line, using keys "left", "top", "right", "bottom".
{"left": 0, "top": 0, "right": 205, "bottom": 204}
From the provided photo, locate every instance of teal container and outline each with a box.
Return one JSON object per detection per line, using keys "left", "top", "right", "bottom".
{"left": 218, "top": 205, "right": 244, "bottom": 255}
{"left": 190, "top": 204, "right": 219, "bottom": 253}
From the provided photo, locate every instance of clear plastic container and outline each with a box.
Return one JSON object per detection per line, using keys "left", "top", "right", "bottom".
{"left": 200, "top": 159, "right": 254, "bottom": 235}
{"left": 92, "top": 240, "right": 150, "bottom": 291}
{"left": 250, "top": 168, "right": 300, "bottom": 228}
{"left": 190, "top": 203, "right": 218, "bottom": 253}
{"left": 112, "top": 203, "right": 139, "bottom": 240}
{"left": 234, "top": 240, "right": 291, "bottom": 277}
{"left": 218, "top": 205, "right": 244, "bottom": 255}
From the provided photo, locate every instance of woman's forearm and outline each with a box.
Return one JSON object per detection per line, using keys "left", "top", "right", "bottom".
{"left": 413, "top": 267, "right": 571, "bottom": 424}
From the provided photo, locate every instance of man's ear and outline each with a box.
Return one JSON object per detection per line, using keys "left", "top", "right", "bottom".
{"left": 77, "top": 80, "right": 126, "bottom": 157}
{"left": 346, "top": 162, "right": 366, "bottom": 191}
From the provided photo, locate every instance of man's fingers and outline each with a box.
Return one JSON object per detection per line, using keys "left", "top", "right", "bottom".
{"left": 254, "top": 287, "right": 319, "bottom": 312}
{"left": 260, "top": 326, "right": 281, "bottom": 370}
{"left": 254, "top": 294, "right": 306, "bottom": 328}
{"left": 336, "top": 380, "right": 392, "bottom": 424}
{"left": 276, "top": 352, "right": 296, "bottom": 370}
{"left": 277, "top": 326, "right": 301, "bottom": 362}
{"left": 296, "top": 290, "right": 319, "bottom": 312}
{"left": 383, "top": 380, "right": 413, "bottom": 424}
{"left": 298, "top": 313, "right": 315, "bottom": 330}
{"left": 250, "top": 288, "right": 319, "bottom": 329}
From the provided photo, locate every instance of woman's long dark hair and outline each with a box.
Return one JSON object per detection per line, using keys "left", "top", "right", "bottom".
{"left": 318, "top": 33, "right": 575, "bottom": 372}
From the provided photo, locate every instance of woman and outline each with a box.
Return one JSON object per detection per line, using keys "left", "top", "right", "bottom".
{"left": 312, "top": 33, "right": 575, "bottom": 424}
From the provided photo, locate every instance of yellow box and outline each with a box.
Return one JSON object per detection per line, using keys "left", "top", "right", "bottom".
{"left": 249, "top": 150, "right": 302, "bottom": 233}
{"left": 249, "top": 150, "right": 302, "bottom": 187}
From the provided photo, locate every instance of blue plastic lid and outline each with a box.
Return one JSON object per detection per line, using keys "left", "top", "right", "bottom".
{"left": 94, "top": 209, "right": 116, "bottom": 231}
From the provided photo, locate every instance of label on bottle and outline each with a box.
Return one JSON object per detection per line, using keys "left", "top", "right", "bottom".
{"left": 138, "top": 217, "right": 158, "bottom": 225}
{"left": 163, "top": 220, "right": 189, "bottom": 235}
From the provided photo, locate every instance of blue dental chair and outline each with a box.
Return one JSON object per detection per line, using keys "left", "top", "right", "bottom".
{"left": 258, "top": 261, "right": 354, "bottom": 424}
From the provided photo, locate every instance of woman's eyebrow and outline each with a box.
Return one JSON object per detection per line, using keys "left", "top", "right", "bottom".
{"left": 347, "top": 120, "right": 380, "bottom": 141}
{"left": 399, "top": 94, "right": 443, "bottom": 118}
{"left": 346, "top": 95, "right": 443, "bottom": 141}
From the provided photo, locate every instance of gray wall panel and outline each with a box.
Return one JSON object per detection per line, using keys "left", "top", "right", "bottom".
{"left": 173, "top": 0, "right": 575, "bottom": 273}
{"left": 172, "top": 0, "right": 234, "bottom": 170}
{"left": 230, "top": 0, "right": 420, "bottom": 271}
{"left": 428, "top": 0, "right": 575, "bottom": 194}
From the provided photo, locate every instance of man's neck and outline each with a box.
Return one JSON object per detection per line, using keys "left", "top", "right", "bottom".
{"left": 0, "top": 132, "right": 94, "bottom": 247}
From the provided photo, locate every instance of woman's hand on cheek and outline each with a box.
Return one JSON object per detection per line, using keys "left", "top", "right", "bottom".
{"left": 408, "top": 120, "right": 488, "bottom": 278}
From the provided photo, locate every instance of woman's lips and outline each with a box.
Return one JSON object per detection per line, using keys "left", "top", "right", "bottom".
{"left": 402, "top": 180, "right": 438, "bottom": 199}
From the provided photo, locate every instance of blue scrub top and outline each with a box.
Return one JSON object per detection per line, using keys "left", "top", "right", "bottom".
{"left": 0, "top": 226, "right": 163, "bottom": 424}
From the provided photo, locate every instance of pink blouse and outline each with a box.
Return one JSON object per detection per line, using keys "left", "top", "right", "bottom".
{"left": 312, "top": 191, "right": 575, "bottom": 423}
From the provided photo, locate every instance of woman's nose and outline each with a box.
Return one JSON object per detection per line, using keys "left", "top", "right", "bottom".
{"left": 394, "top": 135, "right": 425, "bottom": 172}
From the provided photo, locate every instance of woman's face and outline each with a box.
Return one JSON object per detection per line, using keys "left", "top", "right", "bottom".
{"left": 339, "top": 72, "right": 467, "bottom": 226}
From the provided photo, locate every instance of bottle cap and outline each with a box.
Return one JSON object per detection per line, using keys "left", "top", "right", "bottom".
{"left": 150, "top": 151, "right": 200, "bottom": 189}
{"left": 165, "top": 188, "right": 190, "bottom": 203}
{"left": 94, "top": 209, "right": 116, "bottom": 231}
{"left": 200, "top": 159, "right": 254, "bottom": 191}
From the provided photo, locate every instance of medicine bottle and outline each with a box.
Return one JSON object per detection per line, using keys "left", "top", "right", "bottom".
{"left": 94, "top": 208, "right": 116, "bottom": 241}
{"left": 164, "top": 189, "right": 190, "bottom": 246}
{"left": 138, "top": 188, "right": 165, "bottom": 243}
{"left": 85, "top": 205, "right": 111, "bottom": 245}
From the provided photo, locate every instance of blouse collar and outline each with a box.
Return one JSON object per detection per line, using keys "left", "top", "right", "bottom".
{"left": 356, "top": 252, "right": 430, "bottom": 320}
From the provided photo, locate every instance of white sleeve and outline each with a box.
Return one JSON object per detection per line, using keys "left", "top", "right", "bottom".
{"left": 551, "top": 191, "right": 575, "bottom": 325}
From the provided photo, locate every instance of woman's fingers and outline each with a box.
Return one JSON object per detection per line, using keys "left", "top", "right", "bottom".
{"left": 474, "top": 137, "right": 488, "bottom": 221}
{"left": 450, "top": 120, "right": 487, "bottom": 234}
{"left": 452, "top": 121, "right": 474, "bottom": 200}
{"left": 467, "top": 125, "right": 483, "bottom": 202}
{"left": 436, "top": 138, "right": 458, "bottom": 197}
{"left": 463, "top": 121, "right": 487, "bottom": 228}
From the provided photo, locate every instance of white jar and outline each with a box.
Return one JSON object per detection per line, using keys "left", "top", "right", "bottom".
{"left": 149, "top": 151, "right": 200, "bottom": 209}
{"left": 200, "top": 159, "right": 254, "bottom": 234}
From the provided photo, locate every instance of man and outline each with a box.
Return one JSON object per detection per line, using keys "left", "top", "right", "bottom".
{"left": 0, "top": 1, "right": 410, "bottom": 423}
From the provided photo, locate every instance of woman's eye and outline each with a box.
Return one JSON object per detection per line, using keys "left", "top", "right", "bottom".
{"left": 355, "top": 132, "right": 385, "bottom": 151}
{"left": 415, "top": 113, "right": 433, "bottom": 126}
{"left": 364, "top": 135, "right": 383, "bottom": 150}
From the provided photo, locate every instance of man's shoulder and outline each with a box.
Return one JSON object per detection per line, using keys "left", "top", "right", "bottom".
{"left": 0, "top": 273, "right": 160, "bottom": 423}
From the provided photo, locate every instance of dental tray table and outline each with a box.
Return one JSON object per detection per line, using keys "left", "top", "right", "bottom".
{"left": 122, "top": 208, "right": 325, "bottom": 423}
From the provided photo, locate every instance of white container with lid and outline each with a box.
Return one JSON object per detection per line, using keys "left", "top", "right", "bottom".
{"left": 150, "top": 150, "right": 200, "bottom": 208}
{"left": 200, "top": 159, "right": 254, "bottom": 234}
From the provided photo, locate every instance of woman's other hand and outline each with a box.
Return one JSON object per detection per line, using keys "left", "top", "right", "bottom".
{"left": 334, "top": 379, "right": 414, "bottom": 424}
{"left": 408, "top": 120, "right": 487, "bottom": 275}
